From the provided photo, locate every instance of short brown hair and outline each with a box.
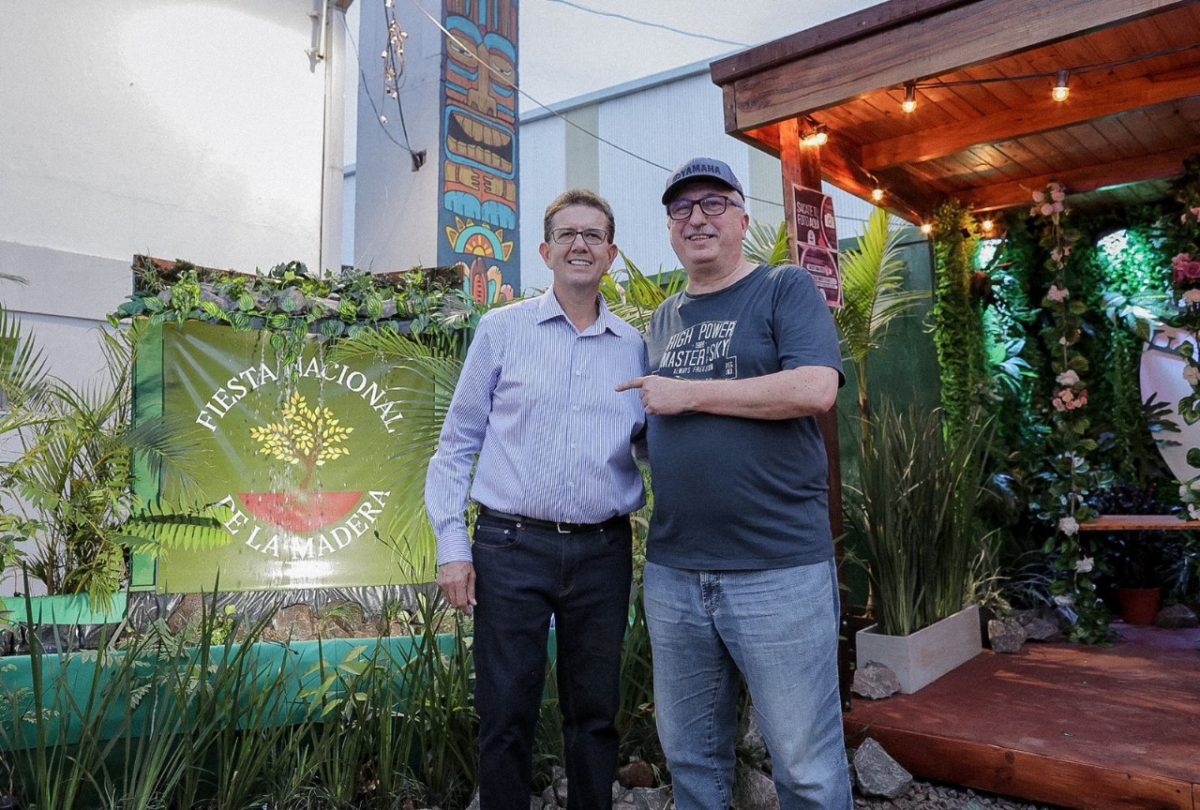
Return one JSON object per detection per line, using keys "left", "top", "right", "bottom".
{"left": 542, "top": 189, "right": 615, "bottom": 244}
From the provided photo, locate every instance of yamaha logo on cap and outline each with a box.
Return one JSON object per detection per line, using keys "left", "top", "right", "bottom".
{"left": 662, "top": 157, "right": 745, "bottom": 204}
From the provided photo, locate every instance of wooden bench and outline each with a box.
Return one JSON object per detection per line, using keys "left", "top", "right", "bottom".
{"left": 1077, "top": 514, "right": 1200, "bottom": 531}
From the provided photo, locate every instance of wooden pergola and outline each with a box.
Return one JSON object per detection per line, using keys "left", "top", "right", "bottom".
{"left": 709, "top": 3, "right": 1200, "bottom": 805}
{"left": 709, "top": 0, "right": 1200, "bottom": 552}
{"left": 711, "top": 0, "right": 1200, "bottom": 223}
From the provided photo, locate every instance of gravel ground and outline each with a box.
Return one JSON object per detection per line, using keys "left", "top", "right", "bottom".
{"left": 855, "top": 779, "right": 1062, "bottom": 809}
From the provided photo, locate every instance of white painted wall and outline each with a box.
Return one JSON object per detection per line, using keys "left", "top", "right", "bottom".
{"left": 352, "top": 0, "right": 445, "bottom": 273}
{"left": 0, "top": 0, "right": 352, "bottom": 380}
{"left": 0, "top": 1, "right": 353, "bottom": 596}
{"left": 2, "top": 2, "right": 336, "bottom": 274}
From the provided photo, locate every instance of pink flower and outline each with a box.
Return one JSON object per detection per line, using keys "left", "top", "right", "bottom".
{"left": 1056, "top": 369, "right": 1080, "bottom": 387}
{"left": 1032, "top": 190, "right": 1046, "bottom": 203}
{"left": 1051, "top": 188, "right": 1066, "bottom": 202}
{"left": 1173, "top": 253, "right": 1200, "bottom": 287}
{"left": 1040, "top": 203, "right": 1054, "bottom": 216}
{"left": 1047, "top": 285, "right": 1069, "bottom": 303}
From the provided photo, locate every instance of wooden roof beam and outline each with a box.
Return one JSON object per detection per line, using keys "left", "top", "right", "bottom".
{"left": 863, "top": 67, "right": 1200, "bottom": 170}
{"left": 956, "top": 144, "right": 1198, "bottom": 212}
{"left": 716, "top": 0, "right": 1190, "bottom": 135}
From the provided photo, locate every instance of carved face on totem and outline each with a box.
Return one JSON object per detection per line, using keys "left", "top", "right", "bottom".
{"left": 441, "top": 0, "right": 517, "bottom": 230}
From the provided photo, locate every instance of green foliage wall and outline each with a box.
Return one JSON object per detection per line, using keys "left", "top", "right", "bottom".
{"left": 931, "top": 202, "right": 989, "bottom": 448}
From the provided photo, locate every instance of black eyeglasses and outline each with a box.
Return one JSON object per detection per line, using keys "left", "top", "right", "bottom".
{"left": 667, "top": 194, "right": 744, "bottom": 220}
{"left": 549, "top": 228, "right": 609, "bottom": 245}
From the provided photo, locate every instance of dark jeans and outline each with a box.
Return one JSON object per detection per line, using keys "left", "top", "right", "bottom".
{"left": 472, "top": 513, "right": 633, "bottom": 810}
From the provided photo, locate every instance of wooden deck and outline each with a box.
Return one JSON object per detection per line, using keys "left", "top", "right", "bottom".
{"left": 844, "top": 625, "right": 1200, "bottom": 809}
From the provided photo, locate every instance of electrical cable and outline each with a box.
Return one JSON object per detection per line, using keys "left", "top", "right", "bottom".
{"left": 914, "top": 42, "right": 1200, "bottom": 89}
{"left": 340, "top": 11, "right": 420, "bottom": 158}
{"left": 404, "top": 0, "right": 876, "bottom": 222}
{"left": 542, "top": 0, "right": 749, "bottom": 48}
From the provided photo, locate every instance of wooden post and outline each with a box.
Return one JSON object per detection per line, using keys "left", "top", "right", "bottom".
{"left": 778, "top": 117, "right": 853, "bottom": 709}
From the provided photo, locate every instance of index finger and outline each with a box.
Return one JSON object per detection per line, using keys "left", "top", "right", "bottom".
{"left": 615, "top": 376, "right": 647, "bottom": 392}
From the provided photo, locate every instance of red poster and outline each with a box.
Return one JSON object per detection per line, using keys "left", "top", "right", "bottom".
{"left": 792, "top": 185, "right": 843, "bottom": 308}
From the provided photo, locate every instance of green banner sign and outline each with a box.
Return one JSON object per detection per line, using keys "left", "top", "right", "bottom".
{"left": 153, "top": 322, "right": 434, "bottom": 592}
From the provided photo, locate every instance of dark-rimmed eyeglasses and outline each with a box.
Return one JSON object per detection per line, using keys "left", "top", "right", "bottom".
{"left": 667, "top": 194, "right": 744, "bottom": 221}
{"left": 549, "top": 228, "right": 609, "bottom": 245}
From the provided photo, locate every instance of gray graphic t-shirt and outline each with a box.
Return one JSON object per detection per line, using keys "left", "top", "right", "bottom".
{"left": 644, "top": 264, "right": 844, "bottom": 569}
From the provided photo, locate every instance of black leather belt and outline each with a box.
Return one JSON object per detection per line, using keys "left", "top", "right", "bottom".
{"left": 478, "top": 505, "right": 628, "bottom": 535}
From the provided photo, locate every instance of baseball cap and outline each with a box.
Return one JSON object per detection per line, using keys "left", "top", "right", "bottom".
{"left": 661, "top": 157, "right": 745, "bottom": 205}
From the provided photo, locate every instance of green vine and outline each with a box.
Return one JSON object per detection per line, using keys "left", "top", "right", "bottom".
{"left": 931, "top": 201, "right": 989, "bottom": 447}
{"left": 1163, "top": 156, "right": 1200, "bottom": 517}
{"left": 110, "top": 258, "right": 480, "bottom": 364}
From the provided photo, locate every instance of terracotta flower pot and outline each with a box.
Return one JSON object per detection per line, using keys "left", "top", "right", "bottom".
{"left": 1116, "top": 587, "right": 1161, "bottom": 626}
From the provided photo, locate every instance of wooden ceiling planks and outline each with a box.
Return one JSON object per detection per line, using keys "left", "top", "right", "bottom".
{"left": 712, "top": 0, "right": 1200, "bottom": 222}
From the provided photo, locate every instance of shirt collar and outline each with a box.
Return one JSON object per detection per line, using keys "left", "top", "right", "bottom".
{"left": 535, "top": 288, "right": 621, "bottom": 336}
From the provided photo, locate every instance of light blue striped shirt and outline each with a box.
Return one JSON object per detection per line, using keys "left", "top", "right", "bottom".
{"left": 425, "top": 289, "right": 647, "bottom": 564}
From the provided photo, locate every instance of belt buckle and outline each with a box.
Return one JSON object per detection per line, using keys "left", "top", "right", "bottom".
{"left": 555, "top": 521, "right": 570, "bottom": 534}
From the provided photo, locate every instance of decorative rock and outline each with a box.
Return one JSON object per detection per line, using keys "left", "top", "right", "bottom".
{"left": 613, "top": 780, "right": 630, "bottom": 802}
{"left": 275, "top": 287, "right": 308, "bottom": 313}
{"left": 617, "top": 761, "right": 656, "bottom": 789}
{"left": 987, "top": 619, "right": 1026, "bottom": 654}
{"left": 629, "top": 786, "right": 671, "bottom": 810}
{"left": 464, "top": 789, "right": 480, "bottom": 810}
{"left": 739, "top": 711, "right": 769, "bottom": 765}
{"left": 529, "top": 797, "right": 543, "bottom": 810}
{"left": 553, "top": 769, "right": 568, "bottom": 807}
{"left": 540, "top": 785, "right": 556, "bottom": 807}
{"left": 262, "top": 604, "right": 318, "bottom": 642}
{"left": 166, "top": 594, "right": 207, "bottom": 634}
{"left": 852, "top": 661, "right": 901, "bottom": 699}
{"left": 387, "top": 619, "right": 415, "bottom": 638}
{"left": 853, "top": 737, "right": 912, "bottom": 799}
{"left": 1020, "top": 617, "right": 1062, "bottom": 642}
{"left": 733, "top": 763, "right": 779, "bottom": 810}
{"left": 1156, "top": 603, "right": 1199, "bottom": 628}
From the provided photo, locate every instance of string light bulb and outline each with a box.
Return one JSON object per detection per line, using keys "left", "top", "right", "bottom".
{"left": 1052, "top": 69, "right": 1070, "bottom": 102}
{"left": 901, "top": 82, "right": 917, "bottom": 114}
{"left": 871, "top": 187, "right": 884, "bottom": 202}
{"left": 920, "top": 222, "right": 933, "bottom": 235}
{"left": 800, "top": 120, "right": 828, "bottom": 147}
{"left": 981, "top": 218, "right": 995, "bottom": 233}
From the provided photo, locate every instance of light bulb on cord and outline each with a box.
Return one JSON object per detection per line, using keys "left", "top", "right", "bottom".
{"left": 801, "top": 122, "right": 828, "bottom": 147}
{"left": 920, "top": 222, "right": 933, "bottom": 235}
{"left": 871, "top": 187, "right": 884, "bottom": 202}
{"left": 901, "top": 82, "right": 917, "bottom": 114}
{"left": 1052, "top": 70, "right": 1070, "bottom": 102}
{"left": 981, "top": 218, "right": 995, "bottom": 233}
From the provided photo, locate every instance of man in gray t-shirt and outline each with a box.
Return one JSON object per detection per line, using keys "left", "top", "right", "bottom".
{"left": 618, "top": 157, "right": 852, "bottom": 810}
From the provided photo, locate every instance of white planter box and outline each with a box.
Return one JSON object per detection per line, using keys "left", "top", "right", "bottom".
{"left": 855, "top": 604, "right": 982, "bottom": 694}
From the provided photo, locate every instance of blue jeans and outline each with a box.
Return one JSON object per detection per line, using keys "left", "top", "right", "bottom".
{"left": 644, "top": 560, "right": 851, "bottom": 810}
{"left": 472, "top": 514, "right": 633, "bottom": 810}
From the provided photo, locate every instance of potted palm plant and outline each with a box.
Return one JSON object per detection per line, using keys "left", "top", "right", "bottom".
{"left": 814, "top": 206, "right": 987, "bottom": 692}
{"left": 849, "top": 404, "right": 991, "bottom": 692}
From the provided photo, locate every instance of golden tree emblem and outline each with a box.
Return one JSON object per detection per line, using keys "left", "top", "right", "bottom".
{"left": 250, "top": 391, "right": 353, "bottom": 490}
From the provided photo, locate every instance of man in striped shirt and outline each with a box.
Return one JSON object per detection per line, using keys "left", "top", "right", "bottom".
{"left": 426, "top": 189, "right": 647, "bottom": 810}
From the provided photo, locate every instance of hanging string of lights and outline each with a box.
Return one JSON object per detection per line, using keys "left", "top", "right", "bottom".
{"left": 799, "top": 40, "right": 1200, "bottom": 234}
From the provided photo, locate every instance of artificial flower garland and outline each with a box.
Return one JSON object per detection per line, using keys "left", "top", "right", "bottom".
{"left": 1031, "top": 182, "right": 1111, "bottom": 642}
